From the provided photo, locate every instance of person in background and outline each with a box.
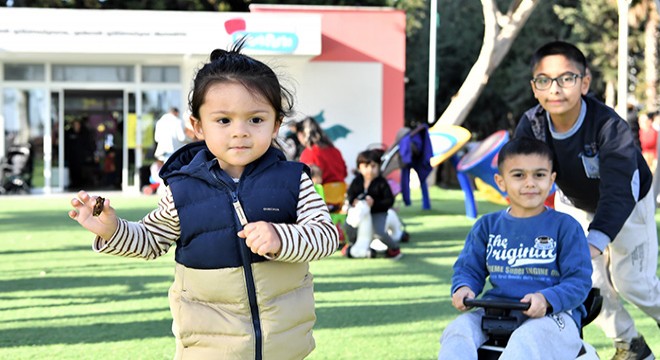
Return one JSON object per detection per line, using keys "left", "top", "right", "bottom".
{"left": 627, "top": 102, "right": 642, "bottom": 151}
{"left": 638, "top": 112, "right": 658, "bottom": 175}
{"left": 64, "top": 118, "right": 94, "bottom": 190}
{"left": 296, "top": 117, "right": 347, "bottom": 184}
{"left": 154, "top": 107, "right": 187, "bottom": 162}
{"left": 68, "top": 41, "right": 338, "bottom": 359}
{"left": 341, "top": 149, "right": 403, "bottom": 260}
{"left": 438, "top": 137, "right": 592, "bottom": 360}
{"left": 281, "top": 120, "right": 305, "bottom": 161}
{"left": 309, "top": 164, "right": 325, "bottom": 200}
{"left": 514, "top": 40, "right": 660, "bottom": 359}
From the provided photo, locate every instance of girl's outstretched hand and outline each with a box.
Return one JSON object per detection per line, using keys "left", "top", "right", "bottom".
{"left": 68, "top": 190, "right": 118, "bottom": 240}
{"left": 238, "top": 221, "right": 282, "bottom": 257}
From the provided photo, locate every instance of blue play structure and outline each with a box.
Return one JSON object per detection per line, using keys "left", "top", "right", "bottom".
{"left": 456, "top": 130, "right": 510, "bottom": 218}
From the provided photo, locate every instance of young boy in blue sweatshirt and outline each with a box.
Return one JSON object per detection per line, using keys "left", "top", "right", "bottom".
{"left": 438, "top": 137, "right": 592, "bottom": 360}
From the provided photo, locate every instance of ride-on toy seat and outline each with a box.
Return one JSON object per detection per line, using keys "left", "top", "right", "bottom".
{"left": 463, "top": 288, "right": 603, "bottom": 360}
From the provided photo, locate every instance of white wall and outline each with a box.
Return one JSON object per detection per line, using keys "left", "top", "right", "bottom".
{"left": 281, "top": 61, "right": 383, "bottom": 181}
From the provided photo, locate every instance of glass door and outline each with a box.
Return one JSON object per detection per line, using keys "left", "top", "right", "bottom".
{"left": 62, "top": 90, "right": 123, "bottom": 191}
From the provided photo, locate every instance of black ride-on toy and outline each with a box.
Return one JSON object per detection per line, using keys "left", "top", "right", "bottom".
{"left": 463, "top": 288, "right": 603, "bottom": 360}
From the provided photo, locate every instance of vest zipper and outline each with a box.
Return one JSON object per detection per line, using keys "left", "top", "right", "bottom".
{"left": 210, "top": 170, "right": 264, "bottom": 360}
{"left": 230, "top": 190, "right": 264, "bottom": 360}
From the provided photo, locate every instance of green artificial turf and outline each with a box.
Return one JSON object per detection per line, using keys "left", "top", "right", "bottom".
{"left": 0, "top": 187, "right": 658, "bottom": 359}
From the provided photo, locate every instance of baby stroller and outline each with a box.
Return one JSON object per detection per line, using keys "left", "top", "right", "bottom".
{"left": 0, "top": 143, "right": 33, "bottom": 195}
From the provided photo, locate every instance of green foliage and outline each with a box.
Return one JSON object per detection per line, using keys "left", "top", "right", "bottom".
{"left": 554, "top": 0, "right": 650, "bottom": 104}
{"left": 405, "top": 0, "right": 484, "bottom": 125}
{"left": 2, "top": 0, "right": 232, "bottom": 11}
{"left": 554, "top": 1, "right": 620, "bottom": 91}
{"left": 472, "top": 0, "right": 575, "bottom": 136}
{"left": 253, "top": 0, "right": 389, "bottom": 5}
{"left": 394, "top": 0, "right": 429, "bottom": 34}
{"left": 405, "top": 0, "right": 574, "bottom": 137}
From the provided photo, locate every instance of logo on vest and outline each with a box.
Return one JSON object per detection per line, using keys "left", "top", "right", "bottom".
{"left": 263, "top": 207, "right": 280, "bottom": 212}
{"left": 486, "top": 234, "right": 557, "bottom": 267}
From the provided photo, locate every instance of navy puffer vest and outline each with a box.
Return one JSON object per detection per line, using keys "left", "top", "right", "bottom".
{"left": 162, "top": 143, "right": 304, "bottom": 269}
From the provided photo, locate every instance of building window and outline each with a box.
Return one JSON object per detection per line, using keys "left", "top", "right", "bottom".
{"left": 142, "top": 66, "right": 180, "bottom": 83}
{"left": 52, "top": 65, "right": 134, "bottom": 82}
{"left": 3, "top": 64, "right": 46, "bottom": 81}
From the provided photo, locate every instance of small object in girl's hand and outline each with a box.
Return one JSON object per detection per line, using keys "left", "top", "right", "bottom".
{"left": 93, "top": 196, "right": 105, "bottom": 216}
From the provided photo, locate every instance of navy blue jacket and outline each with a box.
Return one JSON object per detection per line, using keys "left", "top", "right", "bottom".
{"left": 160, "top": 141, "right": 305, "bottom": 269}
{"left": 515, "top": 96, "right": 652, "bottom": 241}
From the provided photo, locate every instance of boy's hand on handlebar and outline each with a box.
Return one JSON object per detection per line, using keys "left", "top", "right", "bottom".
{"left": 68, "top": 190, "right": 118, "bottom": 240}
{"left": 521, "top": 292, "right": 549, "bottom": 318}
{"left": 452, "top": 286, "right": 475, "bottom": 312}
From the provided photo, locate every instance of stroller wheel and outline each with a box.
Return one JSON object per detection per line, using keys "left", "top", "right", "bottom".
{"left": 15, "top": 186, "right": 30, "bottom": 195}
{"left": 4, "top": 177, "right": 30, "bottom": 195}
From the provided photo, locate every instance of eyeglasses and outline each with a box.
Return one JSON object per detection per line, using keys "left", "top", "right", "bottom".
{"left": 531, "top": 73, "right": 583, "bottom": 90}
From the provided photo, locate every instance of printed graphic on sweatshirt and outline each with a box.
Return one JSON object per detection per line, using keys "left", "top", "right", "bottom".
{"left": 486, "top": 234, "right": 558, "bottom": 276}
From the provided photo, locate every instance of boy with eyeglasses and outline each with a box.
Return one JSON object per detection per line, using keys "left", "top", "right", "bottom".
{"left": 515, "top": 40, "right": 660, "bottom": 360}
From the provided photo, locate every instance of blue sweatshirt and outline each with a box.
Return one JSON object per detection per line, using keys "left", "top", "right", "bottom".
{"left": 451, "top": 208, "right": 593, "bottom": 327}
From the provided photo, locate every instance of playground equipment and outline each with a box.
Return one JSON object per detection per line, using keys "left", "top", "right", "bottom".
{"left": 455, "top": 130, "right": 510, "bottom": 218}
{"left": 456, "top": 130, "right": 509, "bottom": 196}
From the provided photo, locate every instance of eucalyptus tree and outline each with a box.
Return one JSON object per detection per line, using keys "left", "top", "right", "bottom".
{"left": 433, "top": 0, "right": 541, "bottom": 127}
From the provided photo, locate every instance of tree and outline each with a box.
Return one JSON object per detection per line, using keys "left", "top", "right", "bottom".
{"left": 434, "top": 0, "right": 541, "bottom": 127}
{"left": 633, "top": 0, "right": 659, "bottom": 111}
{"left": 555, "top": 0, "right": 654, "bottom": 110}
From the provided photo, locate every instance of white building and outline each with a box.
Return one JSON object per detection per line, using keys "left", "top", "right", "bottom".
{"left": 0, "top": 6, "right": 406, "bottom": 193}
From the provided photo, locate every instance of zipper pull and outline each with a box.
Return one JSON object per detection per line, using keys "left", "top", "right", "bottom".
{"left": 232, "top": 192, "right": 248, "bottom": 226}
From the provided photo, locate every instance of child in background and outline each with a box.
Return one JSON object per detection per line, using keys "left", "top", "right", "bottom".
{"left": 309, "top": 164, "right": 325, "bottom": 200}
{"left": 68, "top": 40, "right": 338, "bottom": 359}
{"left": 296, "top": 116, "right": 348, "bottom": 184}
{"left": 341, "top": 149, "right": 403, "bottom": 260}
{"left": 438, "top": 137, "right": 592, "bottom": 360}
{"left": 638, "top": 112, "right": 658, "bottom": 174}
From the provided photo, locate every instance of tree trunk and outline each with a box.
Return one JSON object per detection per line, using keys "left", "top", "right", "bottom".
{"left": 435, "top": 0, "right": 540, "bottom": 127}
{"left": 645, "top": 0, "right": 658, "bottom": 111}
{"left": 605, "top": 81, "right": 616, "bottom": 108}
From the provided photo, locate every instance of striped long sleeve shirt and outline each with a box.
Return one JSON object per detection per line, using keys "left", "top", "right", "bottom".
{"left": 93, "top": 173, "right": 339, "bottom": 263}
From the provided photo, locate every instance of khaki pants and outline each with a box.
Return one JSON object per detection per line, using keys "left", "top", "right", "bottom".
{"left": 555, "top": 191, "right": 660, "bottom": 342}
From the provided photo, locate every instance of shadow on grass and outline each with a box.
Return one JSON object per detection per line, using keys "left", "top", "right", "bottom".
{"left": 0, "top": 292, "right": 167, "bottom": 312}
{"left": 0, "top": 320, "right": 173, "bottom": 347}
{"left": 0, "top": 299, "right": 454, "bottom": 348}
{"left": 0, "top": 245, "right": 91, "bottom": 256}
{"left": 3, "top": 307, "right": 170, "bottom": 325}
{"left": 0, "top": 275, "right": 171, "bottom": 294}
{"left": 315, "top": 297, "right": 454, "bottom": 329}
